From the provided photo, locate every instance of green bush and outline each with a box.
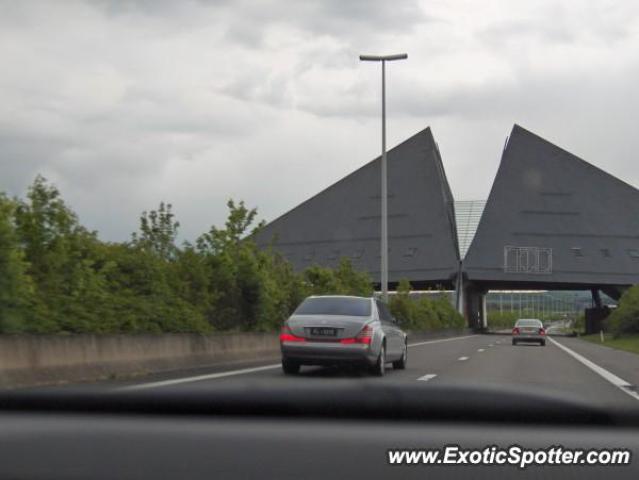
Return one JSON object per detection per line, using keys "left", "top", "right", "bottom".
{"left": 608, "top": 285, "right": 639, "bottom": 336}
{"left": 303, "top": 259, "right": 373, "bottom": 298}
{"left": 0, "top": 194, "right": 35, "bottom": 333}
{"left": 389, "top": 279, "right": 464, "bottom": 331}
{"left": 0, "top": 176, "right": 380, "bottom": 334}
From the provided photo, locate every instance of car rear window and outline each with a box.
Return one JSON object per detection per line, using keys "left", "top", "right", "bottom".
{"left": 294, "top": 297, "right": 371, "bottom": 316}
{"left": 516, "top": 319, "right": 542, "bottom": 327}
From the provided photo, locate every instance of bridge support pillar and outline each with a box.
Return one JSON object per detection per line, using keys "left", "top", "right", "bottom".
{"left": 463, "top": 284, "right": 488, "bottom": 331}
{"left": 480, "top": 295, "right": 488, "bottom": 329}
{"left": 591, "top": 288, "right": 603, "bottom": 309}
{"left": 455, "top": 265, "right": 465, "bottom": 316}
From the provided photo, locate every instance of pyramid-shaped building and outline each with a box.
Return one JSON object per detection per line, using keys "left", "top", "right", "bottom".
{"left": 254, "top": 127, "right": 460, "bottom": 288}
{"left": 463, "top": 124, "right": 639, "bottom": 293}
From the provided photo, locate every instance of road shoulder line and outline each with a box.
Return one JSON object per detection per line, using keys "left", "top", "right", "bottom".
{"left": 548, "top": 337, "right": 639, "bottom": 402}
{"left": 118, "top": 364, "right": 281, "bottom": 391}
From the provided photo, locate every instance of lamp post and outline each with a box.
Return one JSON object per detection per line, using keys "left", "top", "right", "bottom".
{"left": 359, "top": 53, "right": 407, "bottom": 302}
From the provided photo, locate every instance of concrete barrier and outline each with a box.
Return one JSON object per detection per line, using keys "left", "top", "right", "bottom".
{"left": 0, "top": 333, "right": 279, "bottom": 388}
{"left": 0, "top": 328, "right": 474, "bottom": 388}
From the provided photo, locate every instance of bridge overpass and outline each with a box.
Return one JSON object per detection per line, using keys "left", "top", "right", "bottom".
{"left": 254, "top": 124, "right": 639, "bottom": 328}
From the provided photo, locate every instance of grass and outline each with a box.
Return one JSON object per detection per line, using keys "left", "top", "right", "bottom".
{"left": 579, "top": 333, "right": 639, "bottom": 355}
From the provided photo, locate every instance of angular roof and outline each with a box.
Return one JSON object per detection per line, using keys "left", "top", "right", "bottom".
{"left": 463, "top": 124, "right": 639, "bottom": 288}
{"left": 254, "top": 127, "right": 460, "bottom": 287}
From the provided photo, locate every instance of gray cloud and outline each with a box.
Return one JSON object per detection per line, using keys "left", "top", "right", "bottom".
{"left": 477, "top": 20, "right": 577, "bottom": 46}
{"left": 1, "top": 0, "right": 639, "bottom": 242}
{"left": 220, "top": 0, "right": 431, "bottom": 47}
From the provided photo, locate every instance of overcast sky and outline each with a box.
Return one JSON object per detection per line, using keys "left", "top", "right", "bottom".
{"left": 2, "top": 0, "right": 639, "bottom": 242}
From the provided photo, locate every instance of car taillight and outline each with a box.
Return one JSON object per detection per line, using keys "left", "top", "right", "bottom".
{"left": 340, "top": 324, "right": 373, "bottom": 345}
{"left": 512, "top": 327, "right": 520, "bottom": 335}
{"left": 279, "top": 325, "right": 306, "bottom": 343}
{"left": 539, "top": 328, "right": 546, "bottom": 335}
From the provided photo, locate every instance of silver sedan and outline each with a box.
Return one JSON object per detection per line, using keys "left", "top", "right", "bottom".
{"left": 280, "top": 295, "right": 408, "bottom": 376}
{"left": 512, "top": 318, "right": 546, "bottom": 346}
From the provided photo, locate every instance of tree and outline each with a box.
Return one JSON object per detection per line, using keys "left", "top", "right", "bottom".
{"left": 334, "top": 258, "right": 374, "bottom": 296}
{"left": 608, "top": 285, "right": 639, "bottom": 336}
{"left": 303, "top": 259, "right": 373, "bottom": 297}
{"left": 13, "top": 175, "right": 107, "bottom": 332}
{"left": 14, "top": 175, "right": 78, "bottom": 284}
{"left": 132, "top": 202, "right": 180, "bottom": 261}
{"left": 389, "top": 279, "right": 416, "bottom": 328}
{"left": 303, "top": 264, "right": 342, "bottom": 295}
{"left": 255, "top": 251, "right": 307, "bottom": 331}
{"left": 196, "top": 200, "right": 266, "bottom": 330}
{"left": 0, "top": 194, "right": 35, "bottom": 332}
{"left": 389, "top": 278, "right": 464, "bottom": 331}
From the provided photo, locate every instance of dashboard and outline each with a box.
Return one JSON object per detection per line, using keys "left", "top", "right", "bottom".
{"left": 0, "top": 382, "right": 637, "bottom": 479}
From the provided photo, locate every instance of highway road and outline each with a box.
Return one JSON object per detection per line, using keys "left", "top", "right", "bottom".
{"left": 113, "top": 334, "right": 639, "bottom": 409}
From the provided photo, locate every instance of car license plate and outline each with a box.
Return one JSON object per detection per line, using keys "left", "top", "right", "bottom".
{"left": 310, "top": 327, "right": 337, "bottom": 337}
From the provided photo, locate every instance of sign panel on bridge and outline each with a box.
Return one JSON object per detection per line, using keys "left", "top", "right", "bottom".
{"left": 504, "top": 246, "right": 553, "bottom": 274}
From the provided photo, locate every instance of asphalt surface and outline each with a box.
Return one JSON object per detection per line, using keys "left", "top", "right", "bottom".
{"left": 110, "top": 334, "right": 639, "bottom": 408}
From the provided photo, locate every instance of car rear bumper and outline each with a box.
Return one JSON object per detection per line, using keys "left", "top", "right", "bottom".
{"left": 513, "top": 335, "right": 545, "bottom": 342}
{"left": 281, "top": 342, "right": 377, "bottom": 366}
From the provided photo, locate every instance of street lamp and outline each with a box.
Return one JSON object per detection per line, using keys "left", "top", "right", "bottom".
{"left": 359, "top": 53, "right": 407, "bottom": 303}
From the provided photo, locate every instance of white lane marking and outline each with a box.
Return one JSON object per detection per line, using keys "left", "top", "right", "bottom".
{"left": 488, "top": 344, "right": 494, "bottom": 348}
{"left": 496, "top": 341, "right": 501, "bottom": 344}
{"left": 458, "top": 356, "right": 469, "bottom": 361}
{"left": 417, "top": 374, "right": 437, "bottom": 382}
{"left": 118, "top": 364, "right": 281, "bottom": 391}
{"left": 408, "top": 334, "right": 476, "bottom": 348}
{"left": 477, "top": 348, "right": 485, "bottom": 352}
{"left": 548, "top": 337, "right": 639, "bottom": 402}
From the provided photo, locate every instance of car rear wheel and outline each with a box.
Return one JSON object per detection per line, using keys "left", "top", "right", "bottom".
{"left": 540, "top": 340, "right": 546, "bottom": 346}
{"left": 282, "top": 358, "right": 300, "bottom": 375}
{"left": 370, "top": 344, "right": 386, "bottom": 377}
{"left": 512, "top": 339, "right": 517, "bottom": 346}
{"left": 392, "top": 342, "right": 407, "bottom": 370}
